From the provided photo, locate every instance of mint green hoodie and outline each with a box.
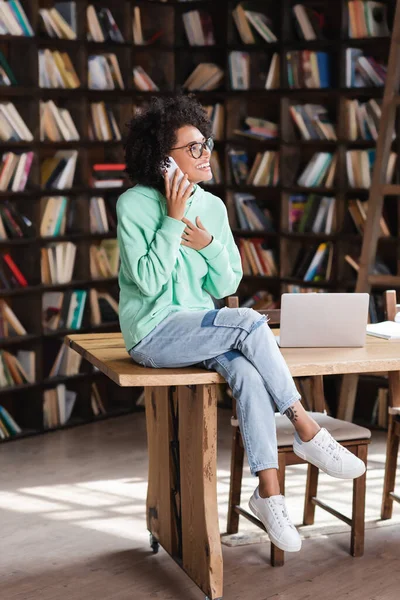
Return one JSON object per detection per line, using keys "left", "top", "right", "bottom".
{"left": 116, "top": 184, "right": 243, "bottom": 351}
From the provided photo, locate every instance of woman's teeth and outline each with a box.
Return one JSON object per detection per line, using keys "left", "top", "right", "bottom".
{"left": 196, "top": 163, "right": 210, "bottom": 169}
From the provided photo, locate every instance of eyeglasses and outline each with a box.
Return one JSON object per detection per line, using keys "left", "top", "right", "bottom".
{"left": 170, "top": 137, "right": 214, "bottom": 159}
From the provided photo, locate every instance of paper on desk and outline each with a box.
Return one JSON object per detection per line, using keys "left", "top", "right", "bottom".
{"left": 366, "top": 321, "right": 400, "bottom": 340}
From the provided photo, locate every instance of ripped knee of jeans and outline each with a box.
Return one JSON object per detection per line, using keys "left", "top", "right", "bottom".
{"left": 249, "top": 313, "right": 268, "bottom": 333}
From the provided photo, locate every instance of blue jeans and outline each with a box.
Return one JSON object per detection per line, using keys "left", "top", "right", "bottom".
{"left": 129, "top": 307, "right": 300, "bottom": 475}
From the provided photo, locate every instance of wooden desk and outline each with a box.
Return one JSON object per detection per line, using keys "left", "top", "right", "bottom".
{"left": 65, "top": 332, "right": 400, "bottom": 600}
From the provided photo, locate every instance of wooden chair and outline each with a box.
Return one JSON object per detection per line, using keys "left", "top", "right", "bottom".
{"left": 225, "top": 296, "right": 371, "bottom": 567}
{"left": 381, "top": 290, "right": 400, "bottom": 519}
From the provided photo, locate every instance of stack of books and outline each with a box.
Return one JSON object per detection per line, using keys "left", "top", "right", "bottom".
{"left": 292, "top": 242, "right": 333, "bottom": 282}
{"left": 0, "top": 151, "right": 33, "bottom": 191}
{"left": 182, "top": 10, "right": 215, "bottom": 45}
{"left": 89, "top": 103, "right": 121, "bottom": 141}
{"left": 239, "top": 238, "right": 278, "bottom": 276}
{"left": 90, "top": 239, "right": 119, "bottom": 279}
{"left": 348, "top": 1, "right": 390, "bottom": 38}
{"left": 0, "top": 0, "right": 33, "bottom": 36}
{"left": 39, "top": 3, "right": 77, "bottom": 39}
{"left": 132, "top": 66, "right": 159, "bottom": 91}
{"left": 346, "top": 48, "right": 387, "bottom": 87}
{"left": 346, "top": 149, "right": 397, "bottom": 188}
{"left": 203, "top": 104, "right": 224, "bottom": 140}
{"left": 89, "top": 54, "right": 124, "bottom": 89}
{"left": 42, "top": 290, "right": 87, "bottom": 332}
{"left": 0, "top": 102, "right": 33, "bottom": 141}
{"left": 91, "top": 163, "right": 126, "bottom": 188}
{"left": 0, "top": 51, "right": 17, "bottom": 86}
{"left": 0, "top": 349, "right": 35, "bottom": 388}
{"left": 290, "top": 104, "right": 337, "bottom": 140}
{"left": 234, "top": 193, "right": 275, "bottom": 232}
{"left": 41, "top": 242, "right": 77, "bottom": 284}
{"left": 287, "top": 51, "right": 330, "bottom": 88}
{"left": 246, "top": 151, "right": 279, "bottom": 186}
{"left": 40, "top": 196, "right": 69, "bottom": 237}
{"left": 289, "top": 195, "right": 335, "bottom": 233}
{"left": 0, "top": 253, "right": 28, "bottom": 289}
{"left": 39, "top": 49, "right": 80, "bottom": 89}
{"left": 0, "top": 405, "right": 21, "bottom": 439}
{"left": 232, "top": 4, "right": 277, "bottom": 43}
{"left": 49, "top": 344, "right": 82, "bottom": 378}
{"left": 41, "top": 150, "right": 78, "bottom": 190}
{"left": 89, "top": 289, "right": 119, "bottom": 325}
{"left": 344, "top": 98, "right": 384, "bottom": 140}
{"left": 297, "top": 153, "right": 337, "bottom": 188}
{"left": 292, "top": 4, "right": 325, "bottom": 40}
{"left": 241, "top": 290, "right": 278, "bottom": 310}
{"left": 183, "top": 63, "right": 224, "bottom": 91}
{"left": 40, "top": 100, "right": 79, "bottom": 142}
{"left": 87, "top": 5, "right": 124, "bottom": 43}
{"left": 0, "top": 299, "right": 27, "bottom": 337}
{"left": 348, "top": 198, "right": 390, "bottom": 236}
{"left": 234, "top": 116, "right": 278, "bottom": 140}
{"left": 43, "top": 384, "right": 77, "bottom": 429}
{"left": 0, "top": 200, "right": 34, "bottom": 239}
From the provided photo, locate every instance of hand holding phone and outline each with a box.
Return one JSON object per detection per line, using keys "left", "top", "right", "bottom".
{"left": 164, "top": 156, "right": 193, "bottom": 221}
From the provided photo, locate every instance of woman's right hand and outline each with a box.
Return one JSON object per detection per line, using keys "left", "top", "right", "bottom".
{"left": 164, "top": 169, "right": 194, "bottom": 222}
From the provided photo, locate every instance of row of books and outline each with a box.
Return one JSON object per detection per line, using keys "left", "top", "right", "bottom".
{"left": 297, "top": 153, "right": 337, "bottom": 188}
{"left": 348, "top": 198, "right": 390, "bottom": 237}
{"left": 0, "top": 298, "right": 26, "bottom": 337}
{"left": 204, "top": 104, "right": 224, "bottom": 141}
{"left": 39, "top": 49, "right": 80, "bottom": 89}
{"left": 0, "top": 0, "right": 33, "bottom": 36}
{"left": 89, "top": 54, "right": 124, "bottom": 90}
{"left": 91, "top": 163, "right": 127, "bottom": 188}
{"left": 41, "top": 241, "right": 77, "bottom": 285}
{"left": 89, "top": 239, "right": 119, "bottom": 279}
{"left": 345, "top": 98, "right": 383, "bottom": 141}
{"left": 346, "top": 150, "right": 397, "bottom": 188}
{"left": 241, "top": 289, "right": 278, "bottom": 311}
{"left": 87, "top": 4, "right": 124, "bottom": 43}
{"left": 290, "top": 104, "right": 336, "bottom": 141}
{"left": 229, "top": 150, "right": 279, "bottom": 187}
{"left": 49, "top": 344, "right": 82, "bottom": 378}
{"left": 292, "top": 242, "right": 333, "bottom": 282}
{"left": 239, "top": 238, "right": 278, "bottom": 277}
{"left": 0, "top": 404, "right": 21, "bottom": 439}
{"left": 234, "top": 116, "right": 278, "bottom": 141}
{"left": 234, "top": 193, "right": 275, "bottom": 232}
{"left": 0, "top": 151, "right": 33, "bottom": 191}
{"left": 43, "top": 384, "right": 76, "bottom": 428}
{"left": 289, "top": 195, "right": 335, "bottom": 234}
{"left": 348, "top": 1, "right": 390, "bottom": 39}
{"left": 287, "top": 51, "right": 330, "bottom": 89}
{"left": 89, "top": 102, "right": 121, "bottom": 142}
{"left": 41, "top": 150, "right": 77, "bottom": 190}
{"left": 233, "top": 4, "right": 277, "bottom": 45}
{"left": 183, "top": 9, "right": 215, "bottom": 46}
{"left": 0, "top": 102, "right": 33, "bottom": 142}
{"left": 346, "top": 49, "right": 387, "bottom": 87}
{"left": 90, "top": 196, "right": 116, "bottom": 233}
{"left": 40, "top": 100, "right": 79, "bottom": 142}
{"left": 39, "top": 3, "right": 76, "bottom": 40}
{"left": 43, "top": 288, "right": 118, "bottom": 332}
{"left": 229, "top": 51, "right": 279, "bottom": 90}
{"left": 0, "top": 349, "right": 35, "bottom": 388}
{"left": 0, "top": 200, "right": 32, "bottom": 240}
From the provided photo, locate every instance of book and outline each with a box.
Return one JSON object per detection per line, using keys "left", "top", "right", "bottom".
{"left": 183, "top": 10, "right": 215, "bottom": 46}
{"left": 348, "top": 1, "right": 390, "bottom": 39}
{"left": 183, "top": 63, "right": 224, "bottom": 91}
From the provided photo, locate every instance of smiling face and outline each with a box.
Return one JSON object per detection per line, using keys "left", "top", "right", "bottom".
{"left": 169, "top": 125, "right": 213, "bottom": 184}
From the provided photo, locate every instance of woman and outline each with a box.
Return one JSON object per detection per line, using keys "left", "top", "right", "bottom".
{"left": 117, "top": 95, "right": 365, "bottom": 553}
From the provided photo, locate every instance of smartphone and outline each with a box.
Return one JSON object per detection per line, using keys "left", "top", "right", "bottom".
{"left": 165, "top": 156, "right": 190, "bottom": 192}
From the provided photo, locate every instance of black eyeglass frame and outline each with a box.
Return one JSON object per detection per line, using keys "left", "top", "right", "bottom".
{"left": 170, "top": 137, "right": 214, "bottom": 159}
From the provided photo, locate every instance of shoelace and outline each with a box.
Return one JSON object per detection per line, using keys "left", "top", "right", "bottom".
{"left": 317, "top": 431, "right": 348, "bottom": 461}
{"left": 270, "top": 500, "right": 295, "bottom": 529}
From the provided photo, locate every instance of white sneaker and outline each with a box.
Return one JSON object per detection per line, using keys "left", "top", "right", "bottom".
{"left": 248, "top": 488, "right": 302, "bottom": 552}
{"left": 293, "top": 428, "right": 366, "bottom": 479}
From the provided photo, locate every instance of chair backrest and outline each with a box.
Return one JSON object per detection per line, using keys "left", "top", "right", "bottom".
{"left": 384, "top": 290, "right": 400, "bottom": 321}
{"left": 226, "top": 296, "right": 281, "bottom": 326}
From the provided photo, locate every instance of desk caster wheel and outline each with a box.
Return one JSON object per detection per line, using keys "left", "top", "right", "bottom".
{"left": 150, "top": 534, "right": 159, "bottom": 554}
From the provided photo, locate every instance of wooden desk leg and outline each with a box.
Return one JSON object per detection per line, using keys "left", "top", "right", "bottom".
{"left": 178, "top": 384, "right": 223, "bottom": 600}
{"left": 337, "top": 374, "right": 359, "bottom": 422}
{"left": 388, "top": 371, "right": 400, "bottom": 409}
{"left": 145, "top": 386, "right": 179, "bottom": 558}
{"left": 351, "top": 444, "right": 368, "bottom": 557}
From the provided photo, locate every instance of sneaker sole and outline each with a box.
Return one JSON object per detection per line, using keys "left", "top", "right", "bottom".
{"left": 293, "top": 445, "right": 366, "bottom": 480}
{"left": 248, "top": 498, "right": 302, "bottom": 553}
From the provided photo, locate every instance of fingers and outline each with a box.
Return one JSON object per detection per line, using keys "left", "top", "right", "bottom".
{"left": 177, "top": 172, "right": 189, "bottom": 196}
{"left": 171, "top": 168, "right": 179, "bottom": 199}
{"left": 181, "top": 217, "right": 194, "bottom": 229}
{"left": 182, "top": 180, "right": 194, "bottom": 202}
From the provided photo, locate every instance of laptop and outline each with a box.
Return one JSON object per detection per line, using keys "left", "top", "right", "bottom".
{"left": 276, "top": 293, "right": 370, "bottom": 348}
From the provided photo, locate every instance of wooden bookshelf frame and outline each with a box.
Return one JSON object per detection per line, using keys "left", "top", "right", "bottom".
{"left": 0, "top": 0, "right": 398, "bottom": 440}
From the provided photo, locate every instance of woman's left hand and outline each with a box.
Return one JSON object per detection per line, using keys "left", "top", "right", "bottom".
{"left": 181, "top": 216, "right": 213, "bottom": 251}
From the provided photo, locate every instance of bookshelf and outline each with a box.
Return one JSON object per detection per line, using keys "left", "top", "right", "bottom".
{"left": 0, "top": 0, "right": 398, "bottom": 439}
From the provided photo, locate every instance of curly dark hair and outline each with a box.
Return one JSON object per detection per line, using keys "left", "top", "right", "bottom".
{"left": 124, "top": 94, "right": 212, "bottom": 190}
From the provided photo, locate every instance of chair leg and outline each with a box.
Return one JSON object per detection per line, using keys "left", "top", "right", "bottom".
{"left": 227, "top": 399, "right": 244, "bottom": 534}
{"left": 271, "top": 452, "right": 286, "bottom": 567}
{"left": 303, "top": 464, "right": 319, "bottom": 525}
{"left": 381, "top": 415, "right": 400, "bottom": 520}
{"left": 351, "top": 444, "right": 368, "bottom": 557}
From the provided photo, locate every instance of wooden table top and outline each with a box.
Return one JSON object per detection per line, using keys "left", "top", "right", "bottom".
{"left": 65, "top": 331, "right": 400, "bottom": 387}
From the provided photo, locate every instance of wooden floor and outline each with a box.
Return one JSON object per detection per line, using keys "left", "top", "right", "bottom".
{"left": 1, "top": 409, "right": 400, "bottom": 600}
